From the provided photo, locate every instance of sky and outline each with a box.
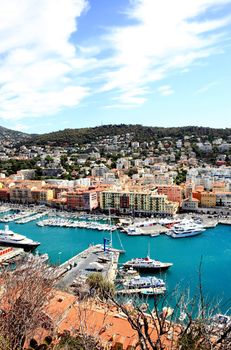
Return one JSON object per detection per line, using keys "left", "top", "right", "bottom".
{"left": 0, "top": 0, "right": 231, "bottom": 134}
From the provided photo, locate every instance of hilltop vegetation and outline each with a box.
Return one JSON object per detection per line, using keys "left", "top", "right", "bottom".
{"left": 27, "top": 124, "right": 231, "bottom": 146}
{"left": 0, "top": 125, "right": 31, "bottom": 143}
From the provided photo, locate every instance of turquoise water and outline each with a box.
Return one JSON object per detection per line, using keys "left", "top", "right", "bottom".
{"left": 2, "top": 220, "right": 231, "bottom": 310}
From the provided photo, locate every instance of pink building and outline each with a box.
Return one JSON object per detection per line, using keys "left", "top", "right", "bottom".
{"left": 156, "top": 185, "right": 183, "bottom": 205}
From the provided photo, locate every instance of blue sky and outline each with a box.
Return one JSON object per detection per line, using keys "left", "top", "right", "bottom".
{"left": 0, "top": 0, "right": 231, "bottom": 133}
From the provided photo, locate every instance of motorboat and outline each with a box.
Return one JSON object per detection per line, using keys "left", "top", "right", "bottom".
{"left": 0, "top": 225, "right": 40, "bottom": 252}
{"left": 123, "top": 255, "right": 173, "bottom": 272}
{"left": 123, "top": 275, "right": 165, "bottom": 289}
{"left": 170, "top": 219, "right": 205, "bottom": 238}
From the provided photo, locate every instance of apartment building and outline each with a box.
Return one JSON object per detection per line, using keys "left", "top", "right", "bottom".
{"left": 156, "top": 185, "right": 183, "bottom": 204}
{"left": 100, "top": 189, "right": 178, "bottom": 216}
{"left": 9, "top": 186, "right": 33, "bottom": 203}
{"left": 200, "top": 192, "right": 216, "bottom": 207}
{"left": 31, "top": 188, "right": 54, "bottom": 204}
{"left": 66, "top": 190, "right": 98, "bottom": 211}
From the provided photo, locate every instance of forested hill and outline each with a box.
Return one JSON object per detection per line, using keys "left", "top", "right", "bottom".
{"left": 0, "top": 126, "right": 31, "bottom": 143}
{"left": 28, "top": 124, "right": 231, "bottom": 146}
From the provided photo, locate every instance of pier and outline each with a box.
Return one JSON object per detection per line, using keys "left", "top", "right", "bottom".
{"left": 0, "top": 246, "right": 25, "bottom": 264}
{"left": 57, "top": 244, "right": 120, "bottom": 289}
{"left": 116, "top": 286, "right": 166, "bottom": 296}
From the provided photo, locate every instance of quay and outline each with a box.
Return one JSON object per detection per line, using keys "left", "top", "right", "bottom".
{"left": 0, "top": 246, "right": 25, "bottom": 264}
{"left": 218, "top": 218, "right": 231, "bottom": 225}
{"left": 57, "top": 244, "right": 120, "bottom": 289}
{"left": 116, "top": 286, "right": 166, "bottom": 296}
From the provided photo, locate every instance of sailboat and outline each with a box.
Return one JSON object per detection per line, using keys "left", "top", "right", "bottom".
{"left": 104, "top": 208, "right": 125, "bottom": 254}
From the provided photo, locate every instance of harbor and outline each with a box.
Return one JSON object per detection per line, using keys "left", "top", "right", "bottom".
{"left": 0, "top": 205, "right": 231, "bottom": 310}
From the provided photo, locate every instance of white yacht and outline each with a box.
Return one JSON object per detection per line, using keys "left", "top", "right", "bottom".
{"left": 123, "top": 255, "right": 173, "bottom": 272}
{"left": 170, "top": 219, "right": 205, "bottom": 238}
{"left": 0, "top": 225, "right": 40, "bottom": 251}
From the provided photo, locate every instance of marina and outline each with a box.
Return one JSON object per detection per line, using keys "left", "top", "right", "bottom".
{"left": 0, "top": 206, "right": 231, "bottom": 310}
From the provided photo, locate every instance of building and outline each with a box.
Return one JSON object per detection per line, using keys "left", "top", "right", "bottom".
{"left": 0, "top": 188, "right": 10, "bottom": 201}
{"left": 66, "top": 190, "right": 98, "bottom": 211}
{"left": 156, "top": 185, "right": 183, "bottom": 204}
{"left": 182, "top": 187, "right": 199, "bottom": 211}
{"left": 31, "top": 188, "right": 54, "bottom": 204}
{"left": 215, "top": 192, "right": 231, "bottom": 207}
{"left": 200, "top": 192, "right": 216, "bottom": 207}
{"left": 100, "top": 189, "right": 178, "bottom": 216}
{"left": 9, "top": 185, "right": 33, "bottom": 203}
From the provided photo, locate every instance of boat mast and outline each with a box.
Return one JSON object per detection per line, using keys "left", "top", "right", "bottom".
{"left": 147, "top": 241, "right": 150, "bottom": 258}
{"left": 109, "top": 207, "right": 112, "bottom": 248}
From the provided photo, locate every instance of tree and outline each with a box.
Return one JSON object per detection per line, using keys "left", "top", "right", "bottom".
{"left": 86, "top": 273, "right": 115, "bottom": 300}
{"left": 0, "top": 257, "right": 57, "bottom": 350}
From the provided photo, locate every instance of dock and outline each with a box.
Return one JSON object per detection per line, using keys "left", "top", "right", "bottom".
{"left": 57, "top": 244, "right": 120, "bottom": 289}
{"left": 218, "top": 218, "right": 231, "bottom": 225}
{"left": 0, "top": 246, "right": 25, "bottom": 264}
{"left": 116, "top": 286, "right": 166, "bottom": 296}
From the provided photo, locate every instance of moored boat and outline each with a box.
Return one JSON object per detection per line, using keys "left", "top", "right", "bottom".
{"left": 123, "top": 275, "right": 165, "bottom": 289}
{"left": 0, "top": 225, "right": 40, "bottom": 252}
{"left": 123, "top": 255, "right": 173, "bottom": 272}
{"left": 170, "top": 219, "right": 205, "bottom": 238}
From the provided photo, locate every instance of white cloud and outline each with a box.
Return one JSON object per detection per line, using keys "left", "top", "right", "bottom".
{"left": 157, "top": 85, "right": 174, "bottom": 96}
{"left": 102, "top": 0, "right": 231, "bottom": 106}
{"left": 0, "top": 0, "right": 90, "bottom": 120}
{"left": 12, "top": 123, "right": 30, "bottom": 132}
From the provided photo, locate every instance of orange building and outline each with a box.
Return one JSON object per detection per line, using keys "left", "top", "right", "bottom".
{"left": 156, "top": 185, "right": 183, "bottom": 204}
{"left": 66, "top": 190, "right": 98, "bottom": 211}
{"left": 0, "top": 188, "right": 10, "bottom": 201}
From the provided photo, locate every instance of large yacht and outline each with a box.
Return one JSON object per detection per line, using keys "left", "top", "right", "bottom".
{"left": 170, "top": 220, "right": 205, "bottom": 238}
{"left": 123, "top": 256, "right": 173, "bottom": 272}
{"left": 0, "top": 225, "right": 40, "bottom": 251}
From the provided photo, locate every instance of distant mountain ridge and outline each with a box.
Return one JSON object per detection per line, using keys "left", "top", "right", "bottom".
{"left": 0, "top": 126, "right": 32, "bottom": 143}
{"left": 28, "top": 124, "right": 231, "bottom": 146}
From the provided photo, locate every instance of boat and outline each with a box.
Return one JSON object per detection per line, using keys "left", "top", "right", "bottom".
{"left": 170, "top": 220, "right": 205, "bottom": 238}
{"left": 208, "top": 314, "right": 231, "bottom": 333}
{"left": 123, "top": 275, "right": 165, "bottom": 289}
{"left": 123, "top": 255, "right": 173, "bottom": 272}
{"left": 0, "top": 225, "right": 40, "bottom": 252}
{"left": 124, "top": 219, "right": 157, "bottom": 235}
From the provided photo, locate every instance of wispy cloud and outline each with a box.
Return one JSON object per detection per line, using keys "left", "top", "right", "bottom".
{"left": 0, "top": 0, "right": 90, "bottom": 120}
{"left": 102, "top": 0, "right": 231, "bottom": 106}
{"left": 0, "top": 0, "right": 230, "bottom": 121}
{"left": 157, "top": 85, "right": 174, "bottom": 96}
{"left": 12, "top": 123, "right": 31, "bottom": 132}
{"left": 195, "top": 81, "right": 220, "bottom": 94}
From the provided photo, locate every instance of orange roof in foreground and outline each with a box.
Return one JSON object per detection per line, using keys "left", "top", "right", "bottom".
{"left": 45, "top": 290, "right": 179, "bottom": 350}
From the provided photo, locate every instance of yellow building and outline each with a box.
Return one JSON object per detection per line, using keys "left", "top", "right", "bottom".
{"left": 212, "top": 182, "right": 226, "bottom": 193}
{"left": 31, "top": 188, "right": 54, "bottom": 204}
{"left": 100, "top": 189, "right": 178, "bottom": 215}
{"left": 200, "top": 192, "right": 216, "bottom": 207}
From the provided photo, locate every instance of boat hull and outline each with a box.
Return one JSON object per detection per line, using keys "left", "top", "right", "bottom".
{"left": 123, "top": 264, "right": 172, "bottom": 272}
{"left": 170, "top": 230, "right": 203, "bottom": 238}
{"left": 0, "top": 240, "right": 40, "bottom": 252}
